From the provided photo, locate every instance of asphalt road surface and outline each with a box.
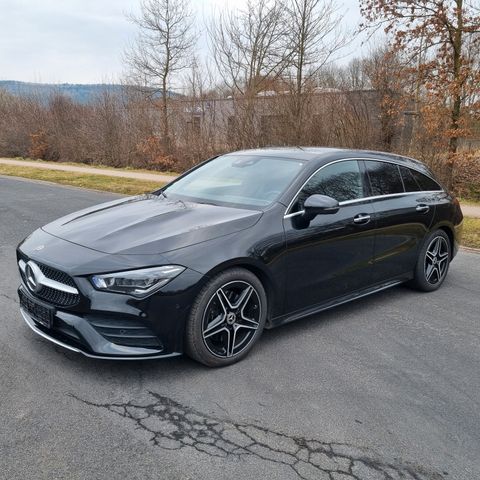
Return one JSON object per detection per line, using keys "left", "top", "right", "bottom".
{"left": 1, "top": 176, "right": 479, "bottom": 480}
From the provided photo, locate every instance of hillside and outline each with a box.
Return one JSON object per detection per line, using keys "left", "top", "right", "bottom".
{"left": 0, "top": 80, "right": 175, "bottom": 104}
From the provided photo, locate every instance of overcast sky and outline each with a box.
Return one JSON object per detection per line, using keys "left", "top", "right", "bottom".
{"left": 0, "top": 0, "right": 365, "bottom": 84}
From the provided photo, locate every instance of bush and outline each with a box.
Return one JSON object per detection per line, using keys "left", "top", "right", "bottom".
{"left": 453, "top": 151, "right": 480, "bottom": 200}
{"left": 1, "top": 87, "right": 479, "bottom": 192}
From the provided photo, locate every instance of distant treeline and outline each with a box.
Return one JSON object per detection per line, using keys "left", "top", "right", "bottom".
{"left": 0, "top": 81, "right": 178, "bottom": 105}
{"left": 0, "top": 0, "right": 479, "bottom": 198}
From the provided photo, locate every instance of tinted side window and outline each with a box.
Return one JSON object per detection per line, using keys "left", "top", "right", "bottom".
{"left": 410, "top": 169, "right": 442, "bottom": 191}
{"left": 295, "top": 160, "right": 364, "bottom": 208}
{"left": 399, "top": 166, "right": 421, "bottom": 192}
{"left": 365, "top": 160, "right": 404, "bottom": 196}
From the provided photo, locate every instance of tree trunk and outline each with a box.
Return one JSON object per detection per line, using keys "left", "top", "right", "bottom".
{"left": 293, "top": 90, "right": 304, "bottom": 144}
{"left": 446, "top": 99, "right": 460, "bottom": 192}
{"left": 293, "top": 2, "right": 306, "bottom": 145}
{"left": 445, "top": 0, "right": 464, "bottom": 192}
{"left": 161, "top": 76, "right": 171, "bottom": 154}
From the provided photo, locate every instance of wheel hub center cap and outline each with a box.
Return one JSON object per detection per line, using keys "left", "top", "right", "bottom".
{"left": 433, "top": 257, "right": 437, "bottom": 264}
{"left": 226, "top": 312, "right": 236, "bottom": 325}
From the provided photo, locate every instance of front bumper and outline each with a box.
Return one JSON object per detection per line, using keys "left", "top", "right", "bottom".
{"left": 17, "top": 276, "right": 199, "bottom": 359}
{"left": 17, "top": 228, "right": 207, "bottom": 359}
{"left": 17, "top": 264, "right": 204, "bottom": 360}
{"left": 21, "top": 307, "right": 180, "bottom": 360}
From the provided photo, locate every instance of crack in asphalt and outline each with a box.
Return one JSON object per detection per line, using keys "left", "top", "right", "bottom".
{"left": 70, "top": 391, "right": 446, "bottom": 480}
{"left": 0, "top": 292, "right": 18, "bottom": 304}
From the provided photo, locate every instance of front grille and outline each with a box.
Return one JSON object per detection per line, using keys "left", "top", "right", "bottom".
{"left": 34, "top": 285, "right": 80, "bottom": 308}
{"left": 38, "top": 264, "right": 77, "bottom": 289}
{"left": 19, "top": 255, "right": 80, "bottom": 308}
{"left": 87, "top": 317, "right": 162, "bottom": 349}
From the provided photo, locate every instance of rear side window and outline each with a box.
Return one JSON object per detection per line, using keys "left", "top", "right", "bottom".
{"left": 365, "top": 160, "right": 404, "bottom": 196}
{"left": 294, "top": 160, "right": 364, "bottom": 209}
{"left": 410, "top": 169, "right": 442, "bottom": 191}
{"left": 399, "top": 166, "right": 421, "bottom": 192}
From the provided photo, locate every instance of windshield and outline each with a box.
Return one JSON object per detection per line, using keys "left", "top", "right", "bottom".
{"left": 163, "top": 155, "right": 305, "bottom": 208}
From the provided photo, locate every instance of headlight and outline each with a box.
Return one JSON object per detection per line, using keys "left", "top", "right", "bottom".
{"left": 91, "top": 265, "right": 185, "bottom": 297}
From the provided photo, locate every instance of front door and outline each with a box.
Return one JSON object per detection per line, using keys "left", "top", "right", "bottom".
{"left": 283, "top": 160, "right": 376, "bottom": 315}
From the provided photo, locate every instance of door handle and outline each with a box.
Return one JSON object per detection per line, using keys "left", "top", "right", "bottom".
{"left": 416, "top": 204, "right": 430, "bottom": 214}
{"left": 353, "top": 213, "right": 371, "bottom": 225}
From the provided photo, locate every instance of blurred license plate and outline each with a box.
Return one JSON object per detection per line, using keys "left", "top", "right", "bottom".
{"left": 19, "top": 289, "right": 54, "bottom": 329}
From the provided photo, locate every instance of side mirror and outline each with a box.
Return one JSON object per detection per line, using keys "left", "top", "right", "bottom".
{"left": 303, "top": 194, "right": 339, "bottom": 221}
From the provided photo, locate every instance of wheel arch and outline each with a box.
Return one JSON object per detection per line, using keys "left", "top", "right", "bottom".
{"left": 432, "top": 223, "right": 455, "bottom": 259}
{"left": 202, "top": 258, "right": 280, "bottom": 326}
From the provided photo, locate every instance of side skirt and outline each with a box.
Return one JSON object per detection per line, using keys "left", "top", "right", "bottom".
{"left": 266, "top": 277, "right": 408, "bottom": 329}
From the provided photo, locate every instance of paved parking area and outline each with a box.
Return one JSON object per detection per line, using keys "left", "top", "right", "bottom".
{"left": 1, "top": 176, "right": 479, "bottom": 480}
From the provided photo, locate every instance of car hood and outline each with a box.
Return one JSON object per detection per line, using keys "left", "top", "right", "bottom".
{"left": 42, "top": 194, "right": 262, "bottom": 255}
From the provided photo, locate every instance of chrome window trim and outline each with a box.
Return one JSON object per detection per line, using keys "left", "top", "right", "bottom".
{"left": 338, "top": 190, "right": 443, "bottom": 206}
{"left": 283, "top": 157, "right": 444, "bottom": 218}
{"left": 284, "top": 210, "right": 305, "bottom": 219}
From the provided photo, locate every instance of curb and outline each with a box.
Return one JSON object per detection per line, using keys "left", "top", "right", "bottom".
{"left": 460, "top": 245, "right": 480, "bottom": 254}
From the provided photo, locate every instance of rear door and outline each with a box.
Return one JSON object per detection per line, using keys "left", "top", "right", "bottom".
{"left": 363, "top": 160, "right": 439, "bottom": 283}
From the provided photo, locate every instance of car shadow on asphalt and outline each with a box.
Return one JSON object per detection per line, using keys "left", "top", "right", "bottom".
{"left": 52, "top": 284, "right": 410, "bottom": 377}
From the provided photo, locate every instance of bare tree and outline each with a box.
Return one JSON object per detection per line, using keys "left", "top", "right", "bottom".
{"left": 209, "top": 0, "right": 290, "bottom": 147}
{"left": 126, "top": 0, "right": 197, "bottom": 152}
{"left": 286, "top": 0, "right": 349, "bottom": 142}
{"left": 209, "top": 0, "right": 289, "bottom": 96}
{"left": 362, "top": 47, "right": 408, "bottom": 150}
{"left": 339, "top": 58, "right": 370, "bottom": 90}
{"left": 180, "top": 57, "right": 219, "bottom": 161}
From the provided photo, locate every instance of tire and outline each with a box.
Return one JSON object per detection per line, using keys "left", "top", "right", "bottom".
{"left": 410, "top": 229, "right": 451, "bottom": 292}
{"left": 185, "top": 268, "right": 267, "bottom": 367}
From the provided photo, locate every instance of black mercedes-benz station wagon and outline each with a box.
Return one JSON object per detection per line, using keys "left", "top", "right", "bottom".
{"left": 17, "top": 148, "right": 463, "bottom": 366}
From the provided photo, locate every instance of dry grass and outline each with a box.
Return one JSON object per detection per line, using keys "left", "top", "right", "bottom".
{"left": 9, "top": 157, "right": 180, "bottom": 176}
{"left": 458, "top": 197, "right": 480, "bottom": 207}
{"left": 462, "top": 217, "right": 480, "bottom": 249}
{"left": 0, "top": 164, "right": 164, "bottom": 195}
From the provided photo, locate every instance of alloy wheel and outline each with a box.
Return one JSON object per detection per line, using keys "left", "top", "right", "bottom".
{"left": 424, "top": 236, "right": 449, "bottom": 285}
{"left": 202, "top": 280, "right": 261, "bottom": 358}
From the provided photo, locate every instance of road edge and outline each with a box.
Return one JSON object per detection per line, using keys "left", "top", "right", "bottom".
{"left": 0, "top": 174, "right": 126, "bottom": 197}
